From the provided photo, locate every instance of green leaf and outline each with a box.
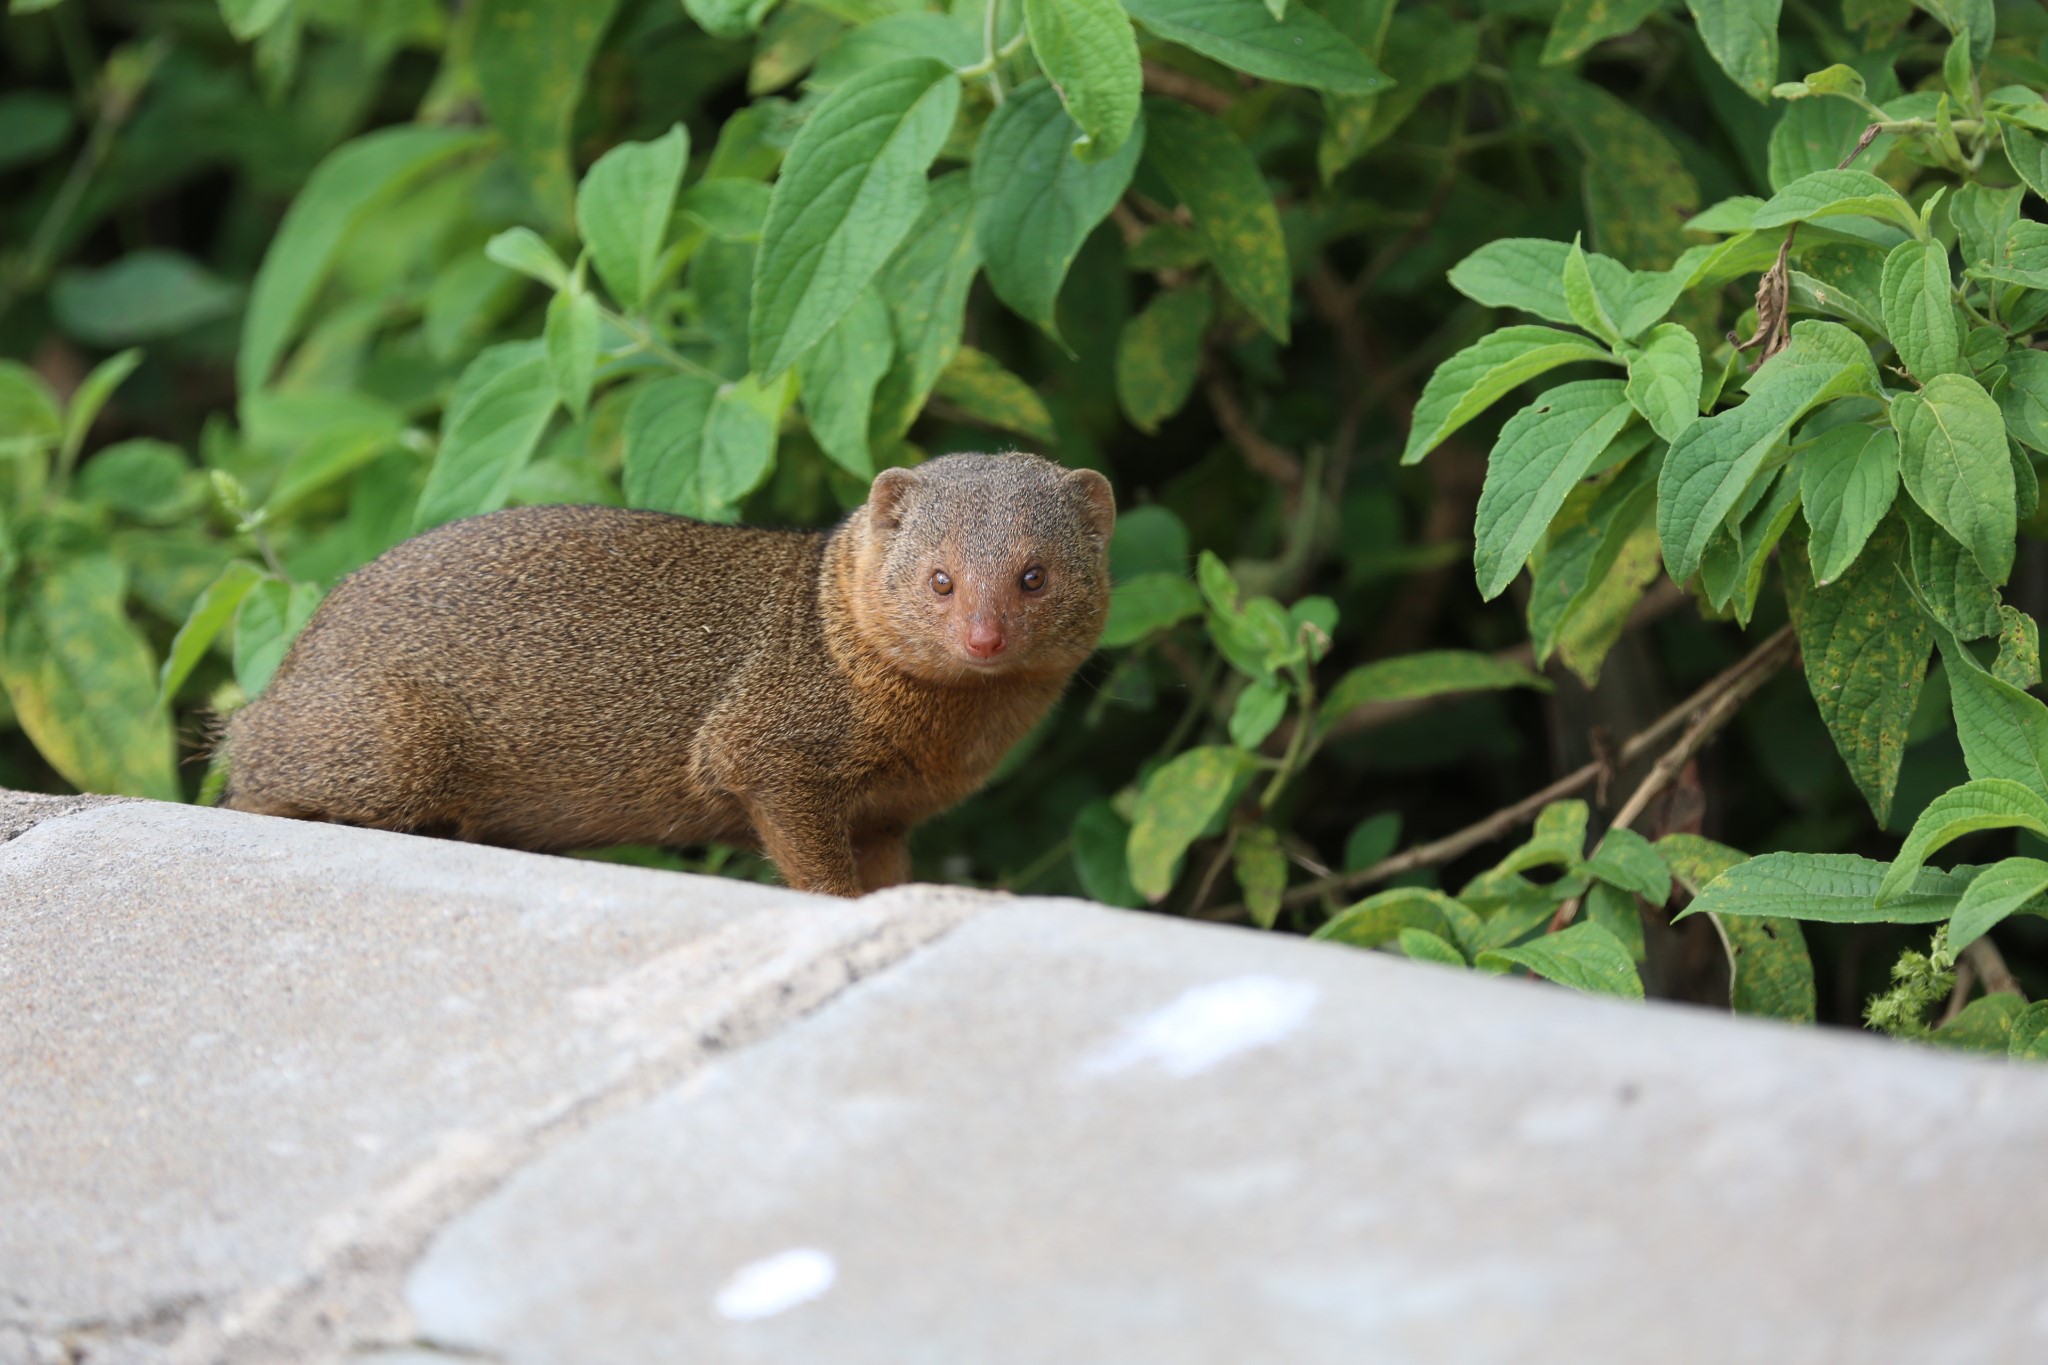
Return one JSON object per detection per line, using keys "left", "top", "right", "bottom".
{"left": 1527, "top": 451, "right": 1660, "bottom": 684}
{"left": 1947, "top": 856, "right": 2048, "bottom": 951}
{"left": 1996, "top": 349, "right": 2048, "bottom": 455}
{"left": 974, "top": 80, "right": 1142, "bottom": 340}
{"left": 1684, "top": 0, "right": 1780, "bottom": 101}
{"left": 576, "top": 125, "right": 688, "bottom": 313}
{"left": 932, "top": 346, "right": 1057, "bottom": 444}
{"left": 1402, "top": 326, "right": 1619, "bottom": 466}
{"left": 1658, "top": 321, "right": 1876, "bottom": 583}
{"left": 1683, "top": 851, "right": 1975, "bottom": 924}
{"left": 50, "top": 250, "right": 239, "bottom": 347}
{"left": 813, "top": 14, "right": 981, "bottom": 89}
{"left": 1496, "top": 800, "right": 1590, "bottom": 876}
{"left": 1583, "top": 882, "right": 1645, "bottom": 963}
{"left": 1585, "top": 826, "right": 1672, "bottom": 903}
{"left": 1071, "top": 799, "right": 1143, "bottom": 908}
{"left": 2009, "top": 1001, "right": 2048, "bottom": 1062}
{"left": 1562, "top": 238, "right": 1621, "bottom": 345}
{"left": 1792, "top": 243, "right": 1889, "bottom": 334}
{"left": 868, "top": 172, "right": 983, "bottom": 441}
{"left": 544, "top": 287, "right": 600, "bottom": 421}
{"left": 1878, "top": 777, "right": 2048, "bottom": 904}
{"left": 1123, "top": 0, "right": 1390, "bottom": 94}
{"left": 57, "top": 348, "right": 141, "bottom": 477}
{"left": 1656, "top": 832, "right": 1746, "bottom": 895}
{"left": 1878, "top": 239, "right": 1963, "bottom": 384}
{"left": 1905, "top": 502, "right": 2001, "bottom": 638}
{"left": 1477, "top": 922, "right": 1643, "bottom": 999}
{"left": 2001, "top": 126, "right": 2048, "bottom": 204}
{"left": 1343, "top": 811, "right": 1401, "bottom": 871}
{"left": 0, "top": 360, "right": 61, "bottom": 460}
{"left": 1022, "top": 0, "right": 1142, "bottom": 160}
{"left": 1233, "top": 824, "right": 1288, "bottom": 928}
{"left": 677, "top": 179, "right": 771, "bottom": 242}
{"left": 1995, "top": 605, "right": 2041, "bottom": 691}
{"left": 1623, "top": 323, "right": 1702, "bottom": 444}
{"left": 1540, "top": 0, "right": 1662, "bottom": 65}
{"left": 75, "top": 439, "right": 201, "bottom": 524}
{"left": 1783, "top": 521, "right": 1928, "bottom": 824}
{"left": 0, "top": 89, "right": 74, "bottom": 174}
{"left": 1109, "top": 504, "right": 1190, "bottom": 579}
{"left": 1115, "top": 285, "right": 1212, "bottom": 433}
{"left": 680, "top": 0, "right": 775, "bottom": 39}
{"left": 1799, "top": 424, "right": 1898, "bottom": 584}
{"left": 239, "top": 126, "right": 483, "bottom": 393}
{"left": 1228, "top": 677, "right": 1288, "bottom": 750}
{"left": 232, "top": 577, "right": 323, "bottom": 699}
{"left": 1894, "top": 372, "right": 2014, "bottom": 586}
{"left": 483, "top": 228, "right": 570, "bottom": 290}
{"left": 414, "top": 343, "right": 558, "bottom": 532}
{"left": 1313, "top": 887, "right": 1467, "bottom": 949}
{"left": 797, "top": 288, "right": 893, "bottom": 479}
{"left": 1931, "top": 992, "right": 2024, "bottom": 1054}
{"left": 1101, "top": 572, "right": 1203, "bottom": 647}
{"left": 473, "top": 0, "right": 624, "bottom": 223}
{"left": 623, "top": 372, "right": 784, "bottom": 520}
{"left": 1396, "top": 928, "right": 1467, "bottom": 967}
{"left": 1127, "top": 744, "right": 1245, "bottom": 900}
{"left": 1750, "top": 169, "right": 1922, "bottom": 238}
{"left": 749, "top": 59, "right": 962, "bottom": 379}
{"left": 157, "top": 560, "right": 264, "bottom": 707}
{"left": 1918, "top": 583, "right": 2048, "bottom": 800}
{"left": 1141, "top": 99, "right": 1291, "bottom": 343}
{"left": 1445, "top": 238, "right": 1687, "bottom": 339}
{"left": 0, "top": 555, "right": 179, "bottom": 800}
{"left": 1714, "top": 914, "right": 1816, "bottom": 1021}
{"left": 1472, "top": 380, "right": 1638, "bottom": 600}
{"left": 1317, "top": 650, "right": 1549, "bottom": 727}
{"left": 218, "top": 0, "right": 291, "bottom": 41}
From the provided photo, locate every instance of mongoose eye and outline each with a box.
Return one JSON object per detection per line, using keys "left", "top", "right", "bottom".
{"left": 930, "top": 570, "right": 954, "bottom": 596}
{"left": 1020, "top": 566, "right": 1046, "bottom": 593}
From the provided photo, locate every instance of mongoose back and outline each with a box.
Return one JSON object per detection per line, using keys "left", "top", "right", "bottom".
{"left": 222, "top": 452, "right": 1116, "bottom": 896}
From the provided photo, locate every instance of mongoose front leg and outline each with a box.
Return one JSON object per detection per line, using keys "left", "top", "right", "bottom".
{"left": 742, "top": 797, "right": 862, "bottom": 897}
{"left": 854, "top": 828, "right": 911, "bottom": 893}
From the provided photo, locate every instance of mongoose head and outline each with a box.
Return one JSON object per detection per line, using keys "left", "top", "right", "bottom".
{"left": 851, "top": 452, "right": 1116, "bottom": 684}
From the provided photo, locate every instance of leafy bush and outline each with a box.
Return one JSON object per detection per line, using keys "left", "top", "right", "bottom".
{"left": 5, "top": 0, "right": 2048, "bottom": 1051}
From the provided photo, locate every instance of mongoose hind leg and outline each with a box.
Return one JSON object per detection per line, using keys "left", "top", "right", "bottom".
{"left": 742, "top": 795, "right": 861, "bottom": 897}
{"left": 854, "top": 828, "right": 911, "bottom": 893}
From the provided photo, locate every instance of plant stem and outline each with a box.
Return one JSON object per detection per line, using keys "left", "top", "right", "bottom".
{"left": 600, "top": 307, "right": 727, "bottom": 384}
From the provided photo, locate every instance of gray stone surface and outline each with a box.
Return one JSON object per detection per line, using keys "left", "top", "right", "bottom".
{"left": 408, "top": 902, "right": 2048, "bottom": 1365}
{"left": 0, "top": 788, "right": 120, "bottom": 842}
{"left": 1, "top": 800, "right": 983, "bottom": 1362}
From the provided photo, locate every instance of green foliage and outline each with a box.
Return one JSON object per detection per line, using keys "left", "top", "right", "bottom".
{"left": 7, "top": 0, "right": 2048, "bottom": 1051}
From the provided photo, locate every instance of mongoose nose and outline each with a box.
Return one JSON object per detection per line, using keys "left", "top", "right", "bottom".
{"left": 964, "top": 620, "right": 1007, "bottom": 660}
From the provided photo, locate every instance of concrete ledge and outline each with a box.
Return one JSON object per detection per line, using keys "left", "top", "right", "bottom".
{"left": 6, "top": 795, "right": 2047, "bottom": 1362}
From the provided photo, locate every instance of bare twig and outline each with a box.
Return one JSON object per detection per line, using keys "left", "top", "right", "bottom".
{"left": 1964, "top": 938, "right": 2026, "bottom": 1001}
{"left": 1203, "top": 365, "right": 1305, "bottom": 501}
{"left": 1142, "top": 61, "right": 1235, "bottom": 114}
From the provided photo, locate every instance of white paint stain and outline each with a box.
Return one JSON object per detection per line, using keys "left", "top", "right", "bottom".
{"left": 1079, "top": 975, "right": 1319, "bottom": 1078}
{"left": 714, "top": 1247, "right": 837, "bottom": 1322}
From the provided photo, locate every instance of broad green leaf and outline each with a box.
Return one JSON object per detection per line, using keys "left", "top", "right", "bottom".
{"left": 932, "top": 347, "right": 1057, "bottom": 444}
{"left": 1228, "top": 677, "right": 1288, "bottom": 750}
{"left": 1127, "top": 744, "right": 1245, "bottom": 900}
{"left": 239, "top": 126, "right": 483, "bottom": 392}
{"left": 1445, "top": 238, "right": 1687, "bottom": 339}
{"left": 1715, "top": 912, "right": 1816, "bottom": 1022}
{"left": 1115, "top": 285, "right": 1212, "bottom": 433}
{"left": 1313, "top": 887, "right": 1467, "bottom": 949}
{"left": 1700, "top": 461, "right": 1801, "bottom": 624}
{"left": 749, "top": 59, "right": 962, "bottom": 379}
{"left": 1750, "top": 170, "right": 1921, "bottom": 238}
{"left": 677, "top": 179, "right": 771, "bottom": 242}
{"left": 1879, "top": 239, "right": 1963, "bottom": 384}
{"left": 1905, "top": 503, "right": 2001, "bottom": 639}
{"left": 544, "top": 288, "right": 599, "bottom": 421}
{"left": 1918, "top": 591, "right": 2048, "bottom": 801}
{"left": 1948, "top": 856, "right": 2048, "bottom": 951}
{"left": 2010, "top": 1001, "right": 2048, "bottom": 1062}
{"left": 1784, "top": 524, "right": 1927, "bottom": 824}
{"left": 812, "top": 13, "right": 981, "bottom": 89}
{"left": 1473, "top": 380, "right": 1637, "bottom": 600}
{"left": 1496, "top": 800, "right": 1590, "bottom": 876}
{"left": 1072, "top": 799, "right": 1143, "bottom": 908}
{"left": 1343, "top": 811, "right": 1401, "bottom": 871}
{"left": 0, "top": 90, "right": 73, "bottom": 174}
{"left": 1657, "top": 832, "right": 1746, "bottom": 895}
{"left": 680, "top": 0, "right": 775, "bottom": 39}
{"left": 1685, "top": 0, "right": 1780, "bottom": 100}
{"left": 1318, "top": 6, "right": 1468, "bottom": 181}
{"left": 797, "top": 288, "right": 893, "bottom": 478}
{"left": 1931, "top": 993, "right": 2024, "bottom": 1054}
{"left": 1233, "top": 824, "right": 1288, "bottom": 928}
{"left": 974, "top": 80, "right": 1143, "bottom": 339}
{"left": 1792, "top": 244, "right": 1888, "bottom": 334}
{"left": 1997, "top": 349, "right": 2048, "bottom": 454}
{"left": 1477, "top": 922, "right": 1643, "bottom": 999}
{"left": 2001, "top": 126, "right": 2048, "bottom": 204}
{"left": 623, "top": 372, "right": 784, "bottom": 520}
{"left": 0, "top": 555, "right": 178, "bottom": 800}
{"left": 59, "top": 349, "right": 141, "bottom": 472}
{"left": 1539, "top": 0, "right": 1662, "bottom": 65}
{"left": 473, "top": 0, "right": 624, "bottom": 223}
{"left": 75, "top": 439, "right": 202, "bottom": 524}
{"left": 1123, "top": 0, "right": 1390, "bottom": 94}
{"left": 0, "top": 360, "right": 61, "bottom": 459}
{"left": 218, "top": 0, "right": 291, "bottom": 42}
{"left": 1659, "top": 321, "right": 1876, "bottom": 582}
{"left": 1317, "top": 650, "right": 1549, "bottom": 727}
{"left": 1396, "top": 928, "right": 1468, "bottom": 967}
{"left": 50, "top": 250, "right": 239, "bottom": 347}
{"left": 1402, "top": 326, "right": 1619, "bottom": 466}
{"left": 1520, "top": 73, "right": 1698, "bottom": 268}
{"left": 1895, "top": 372, "right": 2014, "bottom": 586}
{"left": 1878, "top": 777, "right": 2048, "bottom": 904}
{"left": 1683, "top": 851, "right": 1975, "bottom": 923}
{"left": 576, "top": 125, "right": 688, "bottom": 313}
{"left": 1950, "top": 181, "right": 2022, "bottom": 273}
{"left": 1100, "top": 572, "right": 1203, "bottom": 646}
{"left": 1583, "top": 882, "right": 1645, "bottom": 964}
{"left": 483, "top": 228, "right": 570, "bottom": 290}
{"left": 157, "top": 560, "right": 264, "bottom": 706}
{"left": 869, "top": 172, "right": 982, "bottom": 441}
{"left": 1623, "top": 323, "right": 1702, "bottom": 443}
{"left": 232, "top": 577, "right": 323, "bottom": 699}
{"left": 1799, "top": 424, "right": 1897, "bottom": 584}
{"left": 1023, "top": 0, "right": 1142, "bottom": 160}
{"left": 1141, "top": 99, "right": 1290, "bottom": 343}
{"left": 1585, "top": 826, "right": 1671, "bottom": 903}
{"left": 1562, "top": 238, "right": 1621, "bottom": 345}
{"left": 1109, "top": 504, "right": 1190, "bottom": 579}
{"left": 1526, "top": 449, "right": 1659, "bottom": 681}
{"left": 1995, "top": 605, "right": 2041, "bottom": 691}
{"left": 414, "top": 343, "right": 558, "bottom": 531}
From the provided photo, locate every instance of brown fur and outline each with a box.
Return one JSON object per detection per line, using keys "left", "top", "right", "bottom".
{"left": 221, "top": 452, "right": 1115, "bottom": 896}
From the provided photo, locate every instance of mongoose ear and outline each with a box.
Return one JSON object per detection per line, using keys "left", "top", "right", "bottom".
{"left": 869, "top": 467, "right": 919, "bottom": 531}
{"left": 1063, "top": 468, "right": 1117, "bottom": 542}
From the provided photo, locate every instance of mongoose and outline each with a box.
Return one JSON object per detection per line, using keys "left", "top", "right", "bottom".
{"left": 222, "top": 452, "right": 1115, "bottom": 897}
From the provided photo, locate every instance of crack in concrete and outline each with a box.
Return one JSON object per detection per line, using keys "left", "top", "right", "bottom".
{"left": 102, "top": 884, "right": 996, "bottom": 1364}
